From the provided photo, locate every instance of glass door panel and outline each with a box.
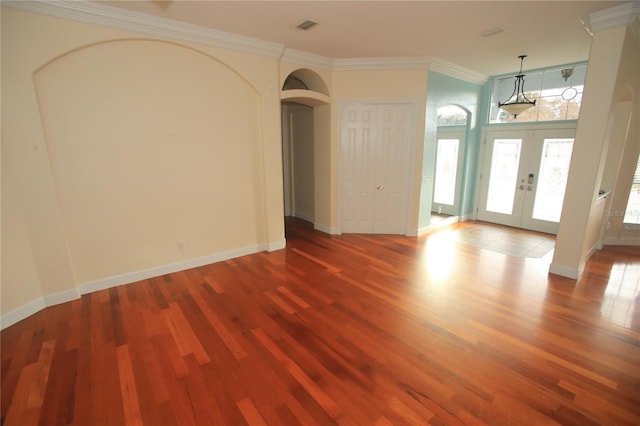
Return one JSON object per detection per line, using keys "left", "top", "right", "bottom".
{"left": 531, "top": 138, "right": 574, "bottom": 222}
{"left": 486, "top": 139, "right": 522, "bottom": 215}
{"left": 433, "top": 138, "right": 459, "bottom": 206}
{"left": 432, "top": 127, "right": 466, "bottom": 217}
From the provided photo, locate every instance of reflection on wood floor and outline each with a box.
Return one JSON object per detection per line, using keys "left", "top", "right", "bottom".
{"left": 1, "top": 218, "right": 639, "bottom": 425}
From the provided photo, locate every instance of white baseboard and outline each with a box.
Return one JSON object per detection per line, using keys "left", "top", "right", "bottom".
{"left": 405, "top": 228, "right": 418, "bottom": 237}
{"left": 604, "top": 237, "right": 640, "bottom": 246}
{"left": 549, "top": 263, "right": 583, "bottom": 280}
{"left": 1, "top": 287, "right": 81, "bottom": 330}
{"left": 43, "top": 288, "right": 81, "bottom": 306}
{"left": 79, "top": 244, "right": 264, "bottom": 295}
{"left": 267, "top": 239, "right": 286, "bottom": 251}
{"left": 314, "top": 223, "right": 340, "bottom": 235}
{"left": 2, "top": 243, "right": 276, "bottom": 329}
{"left": 293, "top": 212, "right": 315, "bottom": 223}
{"left": 1, "top": 297, "right": 46, "bottom": 330}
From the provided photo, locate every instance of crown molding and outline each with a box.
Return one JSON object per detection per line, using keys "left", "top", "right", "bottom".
{"left": 281, "top": 48, "right": 334, "bottom": 71}
{"left": 2, "top": 0, "right": 285, "bottom": 58}
{"left": 631, "top": 15, "right": 640, "bottom": 41}
{"left": 332, "top": 56, "right": 432, "bottom": 71}
{"left": 4, "top": 1, "right": 488, "bottom": 80}
{"left": 429, "top": 58, "right": 488, "bottom": 85}
{"left": 582, "top": 1, "right": 640, "bottom": 34}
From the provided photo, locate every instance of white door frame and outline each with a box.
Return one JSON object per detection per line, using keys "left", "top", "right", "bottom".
{"left": 475, "top": 123, "right": 577, "bottom": 234}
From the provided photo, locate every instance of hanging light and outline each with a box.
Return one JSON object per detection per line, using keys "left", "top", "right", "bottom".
{"left": 498, "top": 55, "right": 536, "bottom": 118}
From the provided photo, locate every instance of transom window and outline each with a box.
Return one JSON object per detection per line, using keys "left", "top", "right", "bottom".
{"left": 489, "top": 63, "right": 587, "bottom": 124}
{"left": 437, "top": 105, "right": 468, "bottom": 126}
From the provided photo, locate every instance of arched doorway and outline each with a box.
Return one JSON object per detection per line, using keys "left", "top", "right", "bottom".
{"left": 280, "top": 69, "right": 331, "bottom": 231}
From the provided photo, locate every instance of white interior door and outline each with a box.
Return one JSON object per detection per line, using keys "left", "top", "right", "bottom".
{"left": 342, "top": 105, "right": 376, "bottom": 233}
{"left": 477, "top": 128, "right": 575, "bottom": 234}
{"left": 432, "top": 127, "right": 466, "bottom": 216}
{"left": 373, "top": 105, "right": 411, "bottom": 233}
{"left": 341, "top": 103, "right": 412, "bottom": 234}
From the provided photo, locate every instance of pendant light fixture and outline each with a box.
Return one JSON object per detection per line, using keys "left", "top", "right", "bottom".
{"left": 498, "top": 55, "right": 536, "bottom": 118}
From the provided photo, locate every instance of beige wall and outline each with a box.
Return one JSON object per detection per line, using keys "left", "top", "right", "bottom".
{"left": 603, "top": 24, "right": 640, "bottom": 244}
{"left": 552, "top": 22, "right": 639, "bottom": 278}
{"left": 1, "top": 155, "right": 45, "bottom": 312}
{"left": 1, "top": 8, "right": 285, "bottom": 320}
{"left": 313, "top": 104, "right": 333, "bottom": 231}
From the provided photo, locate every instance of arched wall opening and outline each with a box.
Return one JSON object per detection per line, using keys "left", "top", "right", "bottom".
{"left": 280, "top": 69, "right": 332, "bottom": 232}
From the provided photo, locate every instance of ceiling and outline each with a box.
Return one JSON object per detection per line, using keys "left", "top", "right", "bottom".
{"left": 100, "top": 1, "right": 627, "bottom": 76}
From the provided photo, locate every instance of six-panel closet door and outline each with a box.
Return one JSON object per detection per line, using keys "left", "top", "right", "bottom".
{"left": 341, "top": 103, "right": 413, "bottom": 234}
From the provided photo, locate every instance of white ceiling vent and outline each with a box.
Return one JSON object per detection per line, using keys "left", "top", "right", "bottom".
{"left": 296, "top": 20, "right": 318, "bottom": 31}
{"left": 479, "top": 27, "right": 505, "bottom": 37}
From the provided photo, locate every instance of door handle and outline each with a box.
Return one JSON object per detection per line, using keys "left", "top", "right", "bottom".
{"left": 376, "top": 185, "right": 384, "bottom": 190}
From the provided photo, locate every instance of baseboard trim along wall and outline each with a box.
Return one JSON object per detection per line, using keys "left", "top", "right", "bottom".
{"left": 1, "top": 297, "right": 47, "bottom": 330}
{"left": 314, "top": 223, "right": 340, "bottom": 235}
{"left": 604, "top": 237, "right": 640, "bottom": 245}
{"left": 549, "top": 263, "right": 583, "bottom": 280}
{"left": 1, "top": 242, "right": 287, "bottom": 330}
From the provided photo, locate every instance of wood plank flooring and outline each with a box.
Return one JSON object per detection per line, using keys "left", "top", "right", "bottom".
{"left": 2, "top": 218, "right": 639, "bottom": 425}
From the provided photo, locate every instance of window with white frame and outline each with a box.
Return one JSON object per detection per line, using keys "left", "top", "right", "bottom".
{"left": 489, "top": 63, "right": 587, "bottom": 124}
{"left": 624, "top": 154, "right": 640, "bottom": 226}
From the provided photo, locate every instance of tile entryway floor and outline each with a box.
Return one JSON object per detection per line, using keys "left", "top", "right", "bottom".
{"left": 445, "top": 221, "right": 556, "bottom": 258}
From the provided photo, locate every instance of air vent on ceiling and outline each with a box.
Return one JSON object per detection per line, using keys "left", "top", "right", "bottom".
{"left": 479, "top": 27, "right": 505, "bottom": 37}
{"left": 297, "top": 20, "right": 318, "bottom": 31}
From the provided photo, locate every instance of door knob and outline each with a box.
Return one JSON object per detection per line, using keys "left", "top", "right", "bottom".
{"left": 376, "top": 185, "right": 384, "bottom": 190}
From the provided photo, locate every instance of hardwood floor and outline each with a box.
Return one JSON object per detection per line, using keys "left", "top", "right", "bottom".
{"left": 2, "top": 218, "right": 639, "bottom": 425}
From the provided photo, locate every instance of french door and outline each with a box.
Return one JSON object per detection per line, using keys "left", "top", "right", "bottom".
{"left": 477, "top": 128, "right": 575, "bottom": 234}
{"left": 341, "top": 103, "right": 414, "bottom": 234}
